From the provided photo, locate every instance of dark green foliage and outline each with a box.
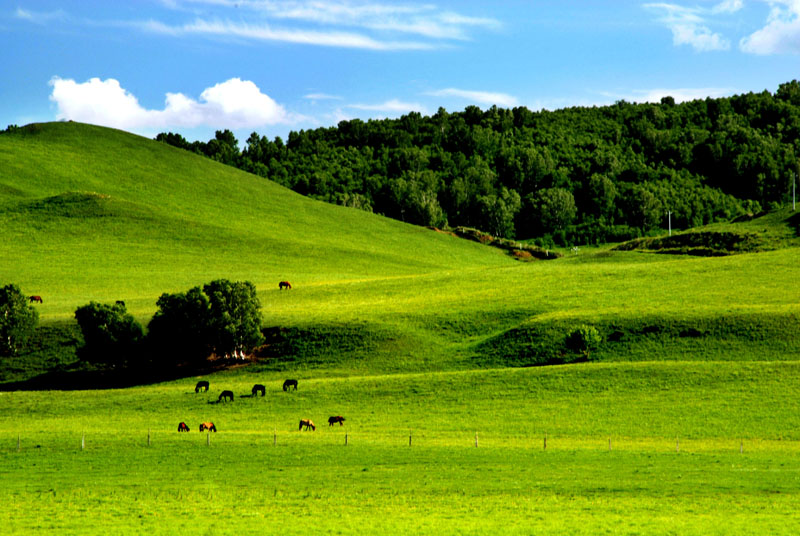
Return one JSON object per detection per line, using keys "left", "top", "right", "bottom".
{"left": 565, "top": 325, "right": 602, "bottom": 359}
{"left": 147, "top": 287, "right": 212, "bottom": 364}
{"left": 147, "top": 279, "right": 264, "bottom": 364}
{"left": 74, "top": 301, "right": 143, "bottom": 368}
{"left": 0, "top": 284, "right": 39, "bottom": 356}
{"left": 157, "top": 81, "right": 800, "bottom": 244}
{"left": 203, "top": 279, "right": 264, "bottom": 357}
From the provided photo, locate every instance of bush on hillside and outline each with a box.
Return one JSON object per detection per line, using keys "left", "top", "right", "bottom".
{"left": 74, "top": 301, "right": 144, "bottom": 368}
{"left": 0, "top": 284, "right": 39, "bottom": 356}
{"left": 565, "top": 325, "right": 602, "bottom": 360}
{"left": 148, "top": 279, "right": 264, "bottom": 364}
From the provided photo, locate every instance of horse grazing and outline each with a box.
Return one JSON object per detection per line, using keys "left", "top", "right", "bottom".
{"left": 328, "top": 416, "right": 345, "bottom": 426}
{"left": 28, "top": 295, "right": 43, "bottom": 304}
{"left": 279, "top": 281, "right": 292, "bottom": 290}
{"left": 218, "top": 390, "right": 234, "bottom": 402}
{"left": 252, "top": 384, "right": 266, "bottom": 397}
{"left": 195, "top": 380, "right": 209, "bottom": 393}
{"left": 199, "top": 422, "right": 217, "bottom": 432}
{"left": 177, "top": 422, "right": 190, "bottom": 432}
{"left": 283, "top": 379, "right": 298, "bottom": 391}
{"left": 299, "top": 419, "right": 316, "bottom": 431}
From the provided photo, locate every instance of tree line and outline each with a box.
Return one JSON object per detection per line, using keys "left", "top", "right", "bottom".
{"left": 0, "top": 281, "right": 264, "bottom": 369}
{"left": 157, "top": 81, "right": 800, "bottom": 246}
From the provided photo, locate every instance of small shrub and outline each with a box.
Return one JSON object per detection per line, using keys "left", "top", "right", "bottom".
{"left": 565, "top": 325, "right": 602, "bottom": 360}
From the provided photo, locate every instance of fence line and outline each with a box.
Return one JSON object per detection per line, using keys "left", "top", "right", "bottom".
{"left": 7, "top": 431, "right": 794, "bottom": 454}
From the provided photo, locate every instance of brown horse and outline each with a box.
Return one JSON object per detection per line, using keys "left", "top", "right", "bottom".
{"left": 279, "top": 281, "right": 292, "bottom": 290}
{"left": 252, "top": 384, "right": 265, "bottom": 397}
{"left": 328, "top": 416, "right": 345, "bottom": 426}
{"left": 199, "top": 422, "right": 217, "bottom": 432}
{"left": 28, "top": 295, "right": 43, "bottom": 304}
{"left": 195, "top": 380, "right": 209, "bottom": 393}
{"left": 218, "top": 390, "right": 234, "bottom": 402}
{"left": 299, "top": 419, "right": 316, "bottom": 431}
{"left": 177, "top": 422, "right": 190, "bottom": 432}
{"left": 283, "top": 379, "right": 298, "bottom": 391}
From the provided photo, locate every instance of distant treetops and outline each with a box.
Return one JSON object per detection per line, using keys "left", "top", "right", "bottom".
{"left": 158, "top": 81, "right": 800, "bottom": 247}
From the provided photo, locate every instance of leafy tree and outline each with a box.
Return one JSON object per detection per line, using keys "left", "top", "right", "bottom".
{"left": 74, "top": 302, "right": 144, "bottom": 367}
{"left": 0, "top": 284, "right": 38, "bottom": 356}
{"left": 521, "top": 187, "right": 577, "bottom": 237}
{"left": 565, "top": 325, "right": 602, "bottom": 359}
{"left": 203, "top": 279, "right": 264, "bottom": 358}
{"left": 147, "top": 287, "right": 212, "bottom": 364}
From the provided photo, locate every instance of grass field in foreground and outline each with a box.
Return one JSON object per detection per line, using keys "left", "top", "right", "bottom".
{"left": 2, "top": 361, "right": 800, "bottom": 535}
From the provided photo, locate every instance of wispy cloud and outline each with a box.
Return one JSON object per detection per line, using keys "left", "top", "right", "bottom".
{"left": 740, "top": 0, "right": 800, "bottom": 55}
{"left": 425, "top": 88, "right": 518, "bottom": 108}
{"left": 14, "top": 7, "right": 67, "bottom": 24}
{"left": 345, "top": 98, "right": 427, "bottom": 114}
{"left": 303, "top": 92, "right": 343, "bottom": 100}
{"left": 601, "top": 86, "right": 735, "bottom": 103}
{"left": 141, "top": 18, "right": 432, "bottom": 50}
{"left": 147, "top": 0, "right": 500, "bottom": 49}
{"left": 644, "top": 2, "right": 730, "bottom": 51}
{"left": 49, "top": 76, "right": 299, "bottom": 130}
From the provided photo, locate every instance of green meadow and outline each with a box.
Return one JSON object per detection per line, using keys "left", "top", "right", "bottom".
{"left": 1, "top": 122, "right": 799, "bottom": 534}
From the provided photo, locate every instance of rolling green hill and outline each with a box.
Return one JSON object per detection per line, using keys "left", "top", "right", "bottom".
{"left": 2, "top": 122, "right": 800, "bottom": 534}
{"left": 2, "top": 121, "right": 800, "bottom": 380}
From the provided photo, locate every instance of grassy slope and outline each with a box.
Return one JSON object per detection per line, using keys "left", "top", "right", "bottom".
{"left": 0, "top": 122, "right": 510, "bottom": 321}
{"left": 2, "top": 122, "right": 800, "bottom": 534}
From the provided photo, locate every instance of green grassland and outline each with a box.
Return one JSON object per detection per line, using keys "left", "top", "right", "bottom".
{"left": 1, "top": 122, "right": 800, "bottom": 534}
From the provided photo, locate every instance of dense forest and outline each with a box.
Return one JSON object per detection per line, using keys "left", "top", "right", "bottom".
{"left": 157, "top": 81, "right": 800, "bottom": 246}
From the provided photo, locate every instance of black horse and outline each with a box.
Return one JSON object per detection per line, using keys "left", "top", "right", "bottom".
{"left": 218, "top": 390, "right": 234, "bottom": 402}
{"left": 252, "top": 384, "right": 266, "bottom": 397}
{"left": 178, "top": 422, "right": 190, "bottom": 432}
{"left": 283, "top": 379, "right": 298, "bottom": 391}
{"left": 195, "top": 380, "right": 209, "bottom": 393}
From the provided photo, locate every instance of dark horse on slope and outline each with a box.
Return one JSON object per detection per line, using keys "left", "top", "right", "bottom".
{"left": 283, "top": 379, "right": 298, "bottom": 391}
{"left": 252, "top": 384, "right": 266, "bottom": 397}
{"left": 279, "top": 281, "right": 292, "bottom": 290}
{"left": 199, "top": 422, "right": 217, "bottom": 432}
{"left": 195, "top": 381, "right": 209, "bottom": 393}
{"left": 29, "top": 295, "right": 43, "bottom": 304}
{"left": 177, "top": 422, "right": 190, "bottom": 432}
{"left": 328, "top": 416, "right": 345, "bottom": 426}
{"left": 218, "top": 390, "right": 234, "bottom": 402}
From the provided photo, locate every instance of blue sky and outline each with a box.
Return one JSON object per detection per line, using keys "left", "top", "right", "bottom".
{"left": 2, "top": 1, "right": 798, "bottom": 143}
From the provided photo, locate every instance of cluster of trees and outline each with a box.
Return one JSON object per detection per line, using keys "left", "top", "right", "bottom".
{"left": 1, "top": 280, "right": 264, "bottom": 369}
{"left": 158, "top": 81, "right": 800, "bottom": 246}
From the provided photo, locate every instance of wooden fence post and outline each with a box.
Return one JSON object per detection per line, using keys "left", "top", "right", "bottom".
{"left": 475, "top": 432, "right": 478, "bottom": 448}
{"left": 543, "top": 433, "right": 547, "bottom": 450}
{"left": 676, "top": 437, "right": 679, "bottom": 453}
{"left": 207, "top": 431, "right": 210, "bottom": 447}
{"left": 148, "top": 429, "right": 151, "bottom": 447}
{"left": 273, "top": 431, "right": 277, "bottom": 446}
{"left": 81, "top": 433, "right": 85, "bottom": 451}
{"left": 409, "top": 430, "right": 412, "bottom": 447}
{"left": 609, "top": 438, "right": 612, "bottom": 451}
{"left": 345, "top": 433, "right": 348, "bottom": 446}
{"left": 17, "top": 434, "right": 20, "bottom": 452}
{"left": 740, "top": 440, "right": 743, "bottom": 454}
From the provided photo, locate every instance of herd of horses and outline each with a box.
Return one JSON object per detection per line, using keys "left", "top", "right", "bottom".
{"left": 187, "top": 379, "right": 344, "bottom": 433}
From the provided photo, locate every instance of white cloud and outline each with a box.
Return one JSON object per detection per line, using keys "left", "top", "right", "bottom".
{"left": 303, "top": 93, "right": 343, "bottom": 101}
{"left": 345, "top": 99, "right": 427, "bottom": 114}
{"left": 601, "top": 86, "right": 734, "bottom": 103}
{"left": 153, "top": 1, "right": 500, "bottom": 48}
{"left": 49, "top": 77, "right": 293, "bottom": 130}
{"left": 712, "top": 0, "right": 744, "bottom": 14}
{"left": 142, "top": 17, "right": 433, "bottom": 50}
{"left": 425, "top": 88, "right": 518, "bottom": 108}
{"left": 644, "top": 2, "right": 731, "bottom": 51}
{"left": 14, "top": 7, "right": 67, "bottom": 24}
{"left": 740, "top": 0, "right": 800, "bottom": 54}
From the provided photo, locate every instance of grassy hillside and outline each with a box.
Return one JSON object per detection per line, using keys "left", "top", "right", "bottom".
{"left": 2, "top": 122, "right": 800, "bottom": 534}
{"left": 0, "top": 122, "right": 509, "bottom": 320}
{"left": 2, "top": 121, "right": 800, "bottom": 380}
